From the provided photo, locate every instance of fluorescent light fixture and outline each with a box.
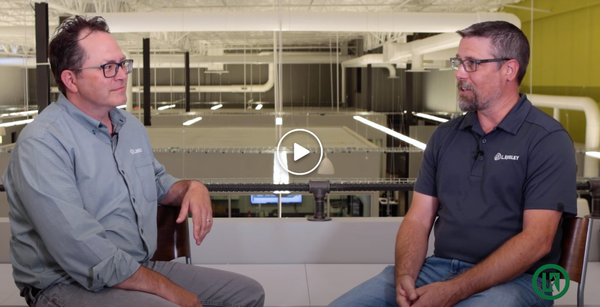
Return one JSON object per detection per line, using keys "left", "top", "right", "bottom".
{"left": 211, "top": 104, "right": 223, "bottom": 110}
{"left": 204, "top": 70, "right": 229, "bottom": 74}
{"left": 414, "top": 112, "right": 448, "bottom": 123}
{"left": 8, "top": 110, "right": 38, "bottom": 117}
{"left": 158, "top": 104, "right": 176, "bottom": 111}
{"left": 182, "top": 117, "right": 202, "bottom": 126}
{"left": 0, "top": 119, "right": 34, "bottom": 127}
{"left": 116, "top": 105, "right": 126, "bottom": 109}
{"left": 353, "top": 116, "right": 426, "bottom": 150}
{"left": 275, "top": 117, "right": 283, "bottom": 125}
{"left": 255, "top": 104, "right": 263, "bottom": 110}
{"left": 273, "top": 190, "right": 291, "bottom": 194}
{"left": 585, "top": 152, "right": 600, "bottom": 159}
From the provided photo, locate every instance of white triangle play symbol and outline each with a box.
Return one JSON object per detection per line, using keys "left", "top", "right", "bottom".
{"left": 294, "top": 143, "right": 310, "bottom": 161}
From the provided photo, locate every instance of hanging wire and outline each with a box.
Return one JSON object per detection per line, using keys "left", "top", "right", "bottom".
{"left": 244, "top": 31, "right": 247, "bottom": 111}
{"left": 336, "top": 31, "right": 340, "bottom": 112}
{"left": 329, "top": 37, "right": 334, "bottom": 110}
{"left": 307, "top": 54, "right": 310, "bottom": 110}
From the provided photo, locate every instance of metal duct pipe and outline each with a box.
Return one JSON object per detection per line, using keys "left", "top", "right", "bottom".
{"left": 0, "top": 54, "right": 354, "bottom": 68}
{"left": 341, "top": 33, "right": 462, "bottom": 104}
{"left": 50, "top": 63, "right": 275, "bottom": 94}
{"left": 137, "top": 63, "right": 273, "bottom": 93}
{"left": 0, "top": 58, "right": 36, "bottom": 68}
{"left": 129, "top": 54, "right": 354, "bottom": 67}
{"left": 101, "top": 11, "right": 520, "bottom": 33}
{"left": 0, "top": 12, "right": 519, "bottom": 35}
{"left": 528, "top": 94, "right": 600, "bottom": 177}
{"left": 383, "top": 32, "right": 461, "bottom": 63}
{"left": 341, "top": 54, "right": 398, "bottom": 104}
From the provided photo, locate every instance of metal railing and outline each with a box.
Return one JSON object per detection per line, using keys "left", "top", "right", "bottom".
{"left": 204, "top": 179, "right": 600, "bottom": 221}
{"left": 2, "top": 179, "right": 598, "bottom": 221}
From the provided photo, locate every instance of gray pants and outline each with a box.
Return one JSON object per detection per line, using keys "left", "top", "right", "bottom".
{"left": 31, "top": 261, "right": 265, "bottom": 307}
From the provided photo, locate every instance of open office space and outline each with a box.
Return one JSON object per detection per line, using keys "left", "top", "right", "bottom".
{"left": 1, "top": 0, "right": 600, "bottom": 306}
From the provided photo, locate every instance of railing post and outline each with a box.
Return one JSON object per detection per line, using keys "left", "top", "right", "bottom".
{"left": 587, "top": 179, "right": 600, "bottom": 218}
{"left": 308, "top": 180, "right": 332, "bottom": 221}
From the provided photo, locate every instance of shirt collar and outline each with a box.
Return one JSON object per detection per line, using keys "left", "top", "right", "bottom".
{"left": 458, "top": 94, "right": 531, "bottom": 135}
{"left": 496, "top": 94, "right": 531, "bottom": 135}
{"left": 55, "top": 93, "right": 127, "bottom": 135}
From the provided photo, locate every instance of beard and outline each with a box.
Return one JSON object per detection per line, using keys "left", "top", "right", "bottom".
{"left": 457, "top": 81, "right": 495, "bottom": 112}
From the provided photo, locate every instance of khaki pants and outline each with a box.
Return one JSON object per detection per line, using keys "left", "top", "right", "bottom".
{"left": 29, "top": 261, "right": 265, "bottom": 307}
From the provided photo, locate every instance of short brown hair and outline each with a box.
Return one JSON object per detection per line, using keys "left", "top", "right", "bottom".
{"left": 457, "top": 21, "right": 530, "bottom": 85}
{"left": 49, "top": 16, "right": 110, "bottom": 95}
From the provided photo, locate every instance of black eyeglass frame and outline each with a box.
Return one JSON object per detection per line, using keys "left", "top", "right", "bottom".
{"left": 450, "top": 57, "right": 510, "bottom": 72}
{"left": 78, "top": 59, "right": 134, "bottom": 78}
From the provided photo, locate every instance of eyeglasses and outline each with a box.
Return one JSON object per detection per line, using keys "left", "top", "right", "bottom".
{"left": 450, "top": 57, "right": 510, "bottom": 72}
{"left": 78, "top": 59, "right": 134, "bottom": 78}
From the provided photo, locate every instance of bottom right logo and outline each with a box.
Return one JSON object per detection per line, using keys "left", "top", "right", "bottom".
{"left": 532, "top": 264, "right": 570, "bottom": 300}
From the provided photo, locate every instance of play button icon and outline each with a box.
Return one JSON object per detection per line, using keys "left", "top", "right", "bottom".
{"left": 276, "top": 129, "right": 324, "bottom": 176}
{"left": 293, "top": 143, "right": 310, "bottom": 161}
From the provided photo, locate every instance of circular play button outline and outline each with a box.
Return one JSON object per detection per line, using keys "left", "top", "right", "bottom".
{"left": 276, "top": 129, "right": 323, "bottom": 176}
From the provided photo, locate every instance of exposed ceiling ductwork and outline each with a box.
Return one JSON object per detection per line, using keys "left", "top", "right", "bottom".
{"left": 101, "top": 11, "right": 520, "bottom": 33}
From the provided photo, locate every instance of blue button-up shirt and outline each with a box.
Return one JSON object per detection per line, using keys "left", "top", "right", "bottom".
{"left": 3, "top": 94, "right": 178, "bottom": 292}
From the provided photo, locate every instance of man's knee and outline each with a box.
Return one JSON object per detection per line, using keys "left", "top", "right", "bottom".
{"left": 236, "top": 274, "right": 265, "bottom": 306}
{"left": 455, "top": 282, "right": 549, "bottom": 307}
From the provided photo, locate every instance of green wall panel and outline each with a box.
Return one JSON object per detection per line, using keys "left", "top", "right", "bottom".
{"left": 505, "top": 0, "right": 600, "bottom": 144}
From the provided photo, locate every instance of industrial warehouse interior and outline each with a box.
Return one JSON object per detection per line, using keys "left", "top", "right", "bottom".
{"left": 0, "top": 0, "right": 599, "bottom": 306}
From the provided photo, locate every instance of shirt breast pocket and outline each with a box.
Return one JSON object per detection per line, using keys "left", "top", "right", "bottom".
{"left": 134, "top": 161, "right": 158, "bottom": 202}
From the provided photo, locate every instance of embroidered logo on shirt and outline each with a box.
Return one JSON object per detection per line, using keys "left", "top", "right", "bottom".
{"left": 130, "top": 148, "right": 143, "bottom": 155}
{"left": 494, "top": 153, "right": 519, "bottom": 161}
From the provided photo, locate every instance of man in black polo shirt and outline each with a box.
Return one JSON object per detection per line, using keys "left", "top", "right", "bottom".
{"left": 328, "top": 21, "right": 576, "bottom": 307}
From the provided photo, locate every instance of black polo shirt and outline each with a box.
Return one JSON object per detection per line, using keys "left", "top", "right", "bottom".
{"left": 415, "top": 94, "right": 577, "bottom": 274}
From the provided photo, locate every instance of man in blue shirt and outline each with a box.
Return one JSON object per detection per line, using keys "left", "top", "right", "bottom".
{"left": 329, "top": 21, "right": 576, "bottom": 307}
{"left": 3, "top": 15, "right": 264, "bottom": 307}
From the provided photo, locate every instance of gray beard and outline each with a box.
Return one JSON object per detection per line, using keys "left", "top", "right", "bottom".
{"left": 458, "top": 94, "right": 481, "bottom": 112}
{"left": 457, "top": 82, "right": 494, "bottom": 112}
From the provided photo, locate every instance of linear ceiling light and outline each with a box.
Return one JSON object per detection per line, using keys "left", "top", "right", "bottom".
{"left": 158, "top": 104, "right": 176, "bottom": 111}
{"left": 183, "top": 117, "right": 203, "bottom": 126}
{"left": 255, "top": 103, "right": 263, "bottom": 110}
{"left": 211, "top": 104, "right": 223, "bottom": 110}
{"left": 116, "top": 105, "right": 126, "bottom": 109}
{"left": 585, "top": 152, "right": 600, "bottom": 159}
{"left": 1, "top": 110, "right": 38, "bottom": 117}
{"left": 0, "top": 119, "right": 34, "bottom": 127}
{"left": 353, "top": 116, "right": 426, "bottom": 150}
{"left": 414, "top": 112, "right": 448, "bottom": 123}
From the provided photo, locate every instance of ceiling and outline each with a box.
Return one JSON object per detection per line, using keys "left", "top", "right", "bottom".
{"left": 0, "top": 0, "right": 524, "bottom": 59}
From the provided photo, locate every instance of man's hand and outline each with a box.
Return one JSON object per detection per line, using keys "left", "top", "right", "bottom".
{"left": 114, "top": 266, "right": 203, "bottom": 307}
{"left": 408, "top": 281, "right": 461, "bottom": 307}
{"left": 160, "top": 283, "right": 203, "bottom": 307}
{"left": 177, "top": 181, "right": 213, "bottom": 245}
{"left": 396, "top": 274, "right": 418, "bottom": 307}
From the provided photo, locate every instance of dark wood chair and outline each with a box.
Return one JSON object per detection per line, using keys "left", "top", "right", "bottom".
{"left": 151, "top": 205, "right": 191, "bottom": 264}
{"left": 559, "top": 216, "right": 593, "bottom": 307}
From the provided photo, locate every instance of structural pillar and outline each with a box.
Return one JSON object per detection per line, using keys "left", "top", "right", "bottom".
{"left": 185, "top": 52, "right": 191, "bottom": 112}
{"left": 366, "top": 63, "right": 372, "bottom": 112}
{"left": 35, "top": 2, "right": 50, "bottom": 113}
{"left": 143, "top": 38, "right": 151, "bottom": 126}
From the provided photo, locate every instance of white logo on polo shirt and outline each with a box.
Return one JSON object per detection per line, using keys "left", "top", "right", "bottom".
{"left": 494, "top": 153, "right": 519, "bottom": 161}
{"left": 130, "top": 148, "right": 143, "bottom": 155}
